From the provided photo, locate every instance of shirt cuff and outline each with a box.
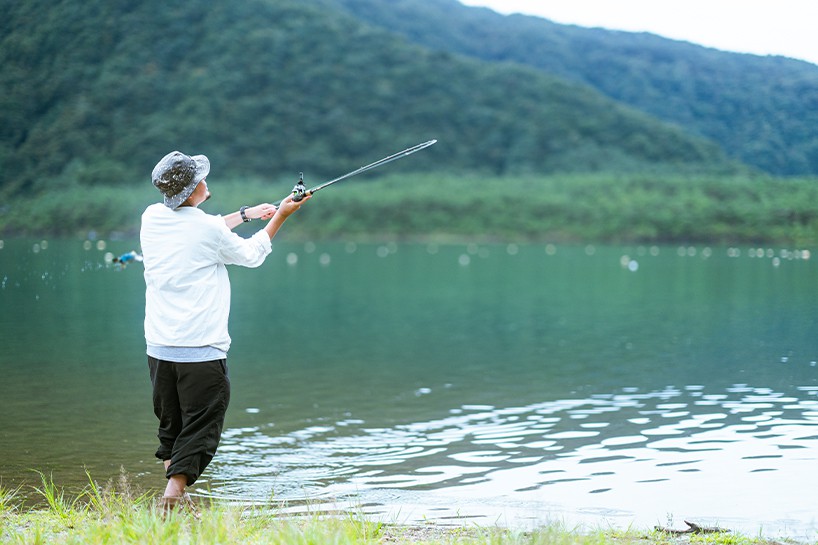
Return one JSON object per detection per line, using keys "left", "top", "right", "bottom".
{"left": 251, "top": 228, "right": 273, "bottom": 254}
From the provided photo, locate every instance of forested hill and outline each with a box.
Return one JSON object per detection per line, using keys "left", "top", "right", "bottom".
{"left": 333, "top": 0, "right": 818, "bottom": 177}
{"left": 1, "top": 0, "right": 737, "bottom": 198}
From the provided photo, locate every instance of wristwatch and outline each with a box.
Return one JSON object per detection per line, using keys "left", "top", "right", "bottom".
{"left": 240, "top": 206, "right": 251, "bottom": 222}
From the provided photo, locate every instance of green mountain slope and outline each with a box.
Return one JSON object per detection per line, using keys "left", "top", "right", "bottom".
{"left": 333, "top": 0, "right": 818, "bottom": 176}
{"left": 0, "top": 0, "right": 736, "bottom": 198}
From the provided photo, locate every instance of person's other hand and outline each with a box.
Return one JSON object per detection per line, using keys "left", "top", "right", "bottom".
{"left": 251, "top": 203, "right": 277, "bottom": 220}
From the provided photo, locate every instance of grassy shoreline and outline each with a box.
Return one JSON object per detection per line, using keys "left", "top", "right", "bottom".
{"left": 2, "top": 173, "right": 818, "bottom": 245}
{"left": 0, "top": 500, "right": 787, "bottom": 545}
{"left": 0, "top": 474, "right": 804, "bottom": 545}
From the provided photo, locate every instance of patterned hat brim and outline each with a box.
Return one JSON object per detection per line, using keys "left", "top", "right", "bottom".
{"left": 162, "top": 154, "right": 210, "bottom": 209}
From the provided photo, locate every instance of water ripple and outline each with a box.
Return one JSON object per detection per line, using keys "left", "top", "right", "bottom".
{"left": 205, "top": 384, "right": 818, "bottom": 534}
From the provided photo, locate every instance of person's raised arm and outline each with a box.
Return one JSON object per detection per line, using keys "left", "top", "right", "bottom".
{"left": 263, "top": 194, "right": 310, "bottom": 240}
{"left": 223, "top": 204, "right": 278, "bottom": 231}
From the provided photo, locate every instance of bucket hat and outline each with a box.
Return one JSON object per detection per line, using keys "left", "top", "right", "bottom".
{"left": 151, "top": 151, "right": 210, "bottom": 209}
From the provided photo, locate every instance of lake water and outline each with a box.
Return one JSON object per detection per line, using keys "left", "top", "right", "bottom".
{"left": 1, "top": 237, "right": 817, "bottom": 539}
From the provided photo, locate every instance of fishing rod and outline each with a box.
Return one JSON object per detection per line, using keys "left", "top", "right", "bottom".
{"left": 273, "top": 139, "right": 437, "bottom": 207}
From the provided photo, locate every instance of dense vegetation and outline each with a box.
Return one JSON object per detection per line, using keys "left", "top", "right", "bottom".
{"left": 334, "top": 0, "right": 818, "bottom": 176}
{"left": 1, "top": 0, "right": 737, "bottom": 200}
{"left": 4, "top": 172, "right": 818, "bottom": 246}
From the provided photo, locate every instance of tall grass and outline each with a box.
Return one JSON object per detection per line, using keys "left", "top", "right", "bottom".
{"left": 30, "top": 470, "right": 83, "bottom": 522}
{"left": 0, "top": 473, "right": 782, "bottom": 545}
{"left": 4, "top": 471, "right": 388, "bottom": 545}
{"left": 0, "top": 482, "right": 21, "bottom": 516}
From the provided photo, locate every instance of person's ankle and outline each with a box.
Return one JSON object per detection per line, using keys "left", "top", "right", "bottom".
{"left": 164, "top": 475, "right": 187, "bottom": 498}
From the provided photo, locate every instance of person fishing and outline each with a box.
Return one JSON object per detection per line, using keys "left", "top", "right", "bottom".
{"left": 140, "top": 150, "right": 310, "bottom": 514}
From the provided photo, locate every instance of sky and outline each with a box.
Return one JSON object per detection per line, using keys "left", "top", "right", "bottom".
{"left": 458, "top": 0, "right": 818, "bottom": 66}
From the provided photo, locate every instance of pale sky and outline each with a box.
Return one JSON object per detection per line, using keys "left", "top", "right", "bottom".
{"left": 458, "top": 0, "right": 818, "bottom": 66}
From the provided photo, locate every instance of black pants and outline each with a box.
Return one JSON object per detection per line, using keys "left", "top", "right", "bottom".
{"left": 148, "top": 356, "right": 231, "bottom": 486}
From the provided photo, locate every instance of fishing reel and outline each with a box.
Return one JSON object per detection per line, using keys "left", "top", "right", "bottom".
{"left": 291, "top": 172, "right": 307, "bottom": 202}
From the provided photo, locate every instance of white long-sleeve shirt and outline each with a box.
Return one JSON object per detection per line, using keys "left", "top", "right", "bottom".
{"left": 140, "top": 203, "right": 272, "bottom": 358}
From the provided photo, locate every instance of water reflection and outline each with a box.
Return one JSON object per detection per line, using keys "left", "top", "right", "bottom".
{"left": 206, "top": 383, "right": 818, "bottom": 534}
